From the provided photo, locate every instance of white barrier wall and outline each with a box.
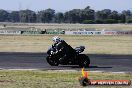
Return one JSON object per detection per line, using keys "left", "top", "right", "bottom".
{"left": 65, "top": 31, "right": 132, "bottom": 35}
{"left": 65, "top": 31, "right": 102, "bottom": 35}
{"left": 0, "top": 30, "right": 21, "bottom": 35}
{"left": 0, "top": 30, "right": 131, "bottom": 35}
{"left": 116, "top": 31, "right": 132, "bottom": 35}
{"left": 103, "top": 31, "right": 117, "bottom": 35}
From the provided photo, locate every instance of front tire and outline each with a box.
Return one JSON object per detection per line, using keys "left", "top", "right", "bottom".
{"left": 78, "top": 54, "right": 90, "bottom": 68}
{"left": 46, "top": 56, "right": 59, "bottom": 66}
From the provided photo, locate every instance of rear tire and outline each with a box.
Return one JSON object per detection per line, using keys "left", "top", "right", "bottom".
{"left": 46, "top": 56, "right": 59, "bottom": 66}
{"left": 78, "top": 54, "right": 90, "bottom": 68}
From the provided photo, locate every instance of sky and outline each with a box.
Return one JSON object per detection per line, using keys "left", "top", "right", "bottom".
{"left": 0, "top": 0, "right": 132, "bottom": 12}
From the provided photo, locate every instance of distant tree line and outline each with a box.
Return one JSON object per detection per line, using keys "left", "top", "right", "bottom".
{"left": 0, "top": 6, "right": 132, "bottom": 24}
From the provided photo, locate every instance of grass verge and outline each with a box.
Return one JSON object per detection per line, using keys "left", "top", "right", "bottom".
{"left": 1, "top": 23, "right": 132, "bottom": 30}
{"left": 0, "top": 35, "right": 132, "bottom": 55}
{"left": 0, "top": 70, "right": 131, "bottom": 88}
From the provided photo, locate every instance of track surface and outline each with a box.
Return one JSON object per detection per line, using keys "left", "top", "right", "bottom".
{"left": 0, "top": 52, "right": 132, "bottom": 72}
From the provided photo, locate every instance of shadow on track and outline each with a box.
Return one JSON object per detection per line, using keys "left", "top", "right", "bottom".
{"left": 59, "top": 65, "right": 112, "bottom": 69}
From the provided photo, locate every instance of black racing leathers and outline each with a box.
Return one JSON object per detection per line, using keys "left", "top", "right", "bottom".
{"left": 52, "top": 40, "right": 76, "bottom": 64}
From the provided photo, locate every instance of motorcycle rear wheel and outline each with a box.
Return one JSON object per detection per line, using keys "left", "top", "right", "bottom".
{"left": 46, "top": 56, "right": 59, "bottom": 66}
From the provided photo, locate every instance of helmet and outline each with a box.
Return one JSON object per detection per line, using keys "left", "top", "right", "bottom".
{"left": 52, "top": 36, "right": 61, "bottom": 43}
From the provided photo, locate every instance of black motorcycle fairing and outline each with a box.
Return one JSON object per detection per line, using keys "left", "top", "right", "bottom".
{"left": 47, "top": 46, "right": 55, "bottom": 55}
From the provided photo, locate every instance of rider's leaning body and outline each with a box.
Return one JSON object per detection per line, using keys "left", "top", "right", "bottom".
{"left": 52, "top": 36, "right": 76, "bottom": 63}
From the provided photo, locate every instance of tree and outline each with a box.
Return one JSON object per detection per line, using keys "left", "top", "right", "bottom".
{"left": 64, "top": 9, "right": 81, "bottom": 23}
{"left": 64, "top": 11, "right": 71, "bottom": 23}
{"left": 0, "top": 9, "right": 9, "bottom": 22}
{"left": 19, "top": 9, "right": 36, "bottom": 23}
{"left": 37, "top": 8, "right": 55, "bottom": 23}
{"left": 96, "top": 9, "right": 111, "bottom": 20}
{"left": 95, "top": 19, "right": 104, "bottom": 24}
{"left": 0, "top": 6, "right": 131, "bottom": 24}
{"left": 104, "top": 19, "right": 118, "bottom": 24}
{"left": 80, "top": 6, "right": 95, "bottom": 22}
{"left": 82, "top": 20, "right": 95, "bottom": 24}
{"left": 8, "top": 11, "right": 20, "bottom": 22}
{"left": 108, "top": 11, "right": 119, "bottom": 20}
{"left": 54, "top": 12, "right": 64, "bottom": 23}
{"left": 64, "top": 6, "right": 95, "bottom": 23}
{"left": 122, "top": 10, "right": 132, "bottom": 23}
{"left": 118, "top": 13, "right": 125, "bottom": 23}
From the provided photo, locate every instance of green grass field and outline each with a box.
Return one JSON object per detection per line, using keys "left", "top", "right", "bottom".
{"left": 0, "top": 35, "right": 132, "bottom": 55}
{"left": 0, "top": 70, "right": 131, "bottom": 88}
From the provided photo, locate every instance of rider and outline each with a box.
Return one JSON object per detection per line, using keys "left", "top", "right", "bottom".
{"left": 52, "top": 36, "right": 63, "bottom": 52}
{"left": 52, "top": 36, "right": 75, "bottom": 64}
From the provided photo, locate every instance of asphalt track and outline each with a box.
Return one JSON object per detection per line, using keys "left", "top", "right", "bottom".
{"left": 0, "top": 52, "right": 132, "bottom": 72}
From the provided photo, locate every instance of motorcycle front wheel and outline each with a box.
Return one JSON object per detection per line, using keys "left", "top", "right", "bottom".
{"left": 46, "top": 56, "right": 59, "bottom": 66}
{"left": 78, "top": 54, "right": 90, "bottom": 68}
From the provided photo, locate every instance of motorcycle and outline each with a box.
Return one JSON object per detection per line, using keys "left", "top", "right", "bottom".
{"left": 46, "top": 40, "right": 90, "bottom": 67}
